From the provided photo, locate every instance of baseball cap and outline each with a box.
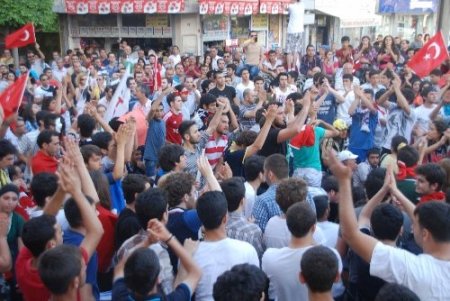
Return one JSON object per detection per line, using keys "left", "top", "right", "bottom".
{"left": 338, "top": 150, "right": 358, "bottom": 162}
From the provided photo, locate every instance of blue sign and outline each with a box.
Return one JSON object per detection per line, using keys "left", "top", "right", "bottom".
{"left": 378, "top": 0, "right": 438, "bottom": 14}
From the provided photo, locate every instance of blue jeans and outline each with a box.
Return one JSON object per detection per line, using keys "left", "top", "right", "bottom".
{"left": 237, "top": 64, "right": 260, "bottom": 79}
{"left": 145, "top": 160, "right": 157, "bottom": 178}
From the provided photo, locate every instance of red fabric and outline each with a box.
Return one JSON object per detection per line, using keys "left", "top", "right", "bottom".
{"left": 16, "top": 247, "right": 51, "bottom": 301}
{"left": 259, "top": 0, "right": 290, "bottom": 14}
{"left": 96, "top": 204, "right": 117, "bottom": 273}
{"left": 163, "top": 110, "right": 183, "bottom": 145}
{"left": 0, "top": 73, "right": 28, "bottom": 119}
{"left": 119, "top": 108, "right": 147, "bottom": 146}
{"left": 420, "top": 191, "right": 446, "bottom": 203}
{"left": 289, "top": 125, "right": 315, "bottom": 149}
{"left": 5, "top": 24, "right": 35, "bottom": 49}
{"left": 31, "top": 150, "right": 58, "bottom": 175}
{"left": 65, "top": 0, "right": 185, "bottom": 14}
{"left": 199, "top": 0, "right": 259, "bottom": 15}
{"left": 396, "top": 161, "right": 417, "bottom": 181}
{"left": 407, "top": 32, "right": 449, "bottom": 78}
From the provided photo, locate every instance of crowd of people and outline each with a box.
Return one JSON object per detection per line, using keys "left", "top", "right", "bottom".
{"left": 0, "top": 12, "right": 449, "bottom": 301}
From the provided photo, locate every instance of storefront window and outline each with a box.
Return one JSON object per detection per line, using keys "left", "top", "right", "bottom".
{"left": 202, "top": 15, "right": 228, "bottom": 43}
{"left": 122, "top": 14, "right": 146, "bottom": 27}
{"left": 75, "top": 14, "right": 117, "bottom": 27}
{"left": 230, "top": 16, "right": 251, "bottom": 40}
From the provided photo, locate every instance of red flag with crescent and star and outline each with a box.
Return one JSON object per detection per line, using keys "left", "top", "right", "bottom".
{"left": 5, "top": 23, "right": 36, "bottom": 49}
{"left": 0, "top": 73, "right": 29, "bottom": 119}
{"left": 407, "top": 31, "right": 449, "bottom": 78}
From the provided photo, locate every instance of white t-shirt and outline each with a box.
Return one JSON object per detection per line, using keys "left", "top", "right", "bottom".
{"left": 236, "top": 81, "right": 255, "bottom": 102}
{"left": 193, "top": 238, "right": 259, "bottom": 301}
{"left": 317, "top": 221, "right": 339, "bottom": 249}
{"left": 337, "top": 90, "right": 355, "bottom": 126}
{"left": 382, "top": 103, "right": 416, "bottom": 149}
{"left": 262, "top": 245, "right": 343, "bottom": 301}
{"left": 414, "top": 104, "right": 436, "bottom": 134}
{"left": 244, "top": 182, "right": 256, "bottom": 220}
{"left": 29, "top": 208, "right": 70, "bottom": 231}
{"left": 287, "top": 2, "right": 305, "bottom": 34}
{"left": 370, "top": 242, "right": 450, "bottom": 301}
{"left": 168, "top": 54, "right": 181, "bottom": 66}
{"left": 264, "top": 216, "right": 326, "bottom": 248}
{"left": 274, "top": 86, "right": 297, "bottom": 105}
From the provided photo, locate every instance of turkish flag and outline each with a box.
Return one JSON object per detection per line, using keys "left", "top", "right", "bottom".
{"left": 5, "top": 23, "right": 36, "bottom": 49}
{"left": 407, "top": 31, "right": 449, "bottom": 78}
{"left": 0, "top": 73, "right": 28, "bottom": 119}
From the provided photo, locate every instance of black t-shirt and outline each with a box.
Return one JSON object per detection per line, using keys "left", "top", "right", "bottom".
{"left": 114, "top": 208, "right": 141, "bottom": 250}
{"left": 258, "top": 127, "right": 286, "bottom": 157}
{"left": 210, "top": 86, "right": 236, "bottom": 103}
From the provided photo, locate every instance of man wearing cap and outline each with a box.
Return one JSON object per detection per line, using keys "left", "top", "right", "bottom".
{"left": 338, "top": 150, "right": 358, "bottom": 172}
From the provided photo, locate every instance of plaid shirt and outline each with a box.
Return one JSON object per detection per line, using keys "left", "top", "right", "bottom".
{"left": 115, "top": 229, "right": 174, "bottom": 295}
{"left": 226, "top": 211, "right": 265, "bottom": 259}
{"left": 252, "top": 184, "right": 281, "bottom": 232}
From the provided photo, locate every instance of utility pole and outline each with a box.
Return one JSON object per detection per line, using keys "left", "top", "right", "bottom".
{"left": 437, "top": 0, "right": 450, "bottom": 44}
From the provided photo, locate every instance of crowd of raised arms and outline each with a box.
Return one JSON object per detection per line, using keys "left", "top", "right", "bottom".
{"left": 0, "top": 28, "right": 449, "bottom": 301}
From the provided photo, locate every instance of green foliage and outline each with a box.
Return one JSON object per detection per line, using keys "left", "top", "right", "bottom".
{"left": 0, "top": 0, "right": 58, "bottom": 32}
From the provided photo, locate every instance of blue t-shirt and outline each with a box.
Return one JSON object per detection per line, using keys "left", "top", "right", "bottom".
{"left": 106, "top": 172, "right": 125, "bottom": 213}
{"left": 316, "top": 93, "right": 336, "bottom": 125}
{"left": 349, "top": 109, "right": 378, "bottom": 150}
{"left": 143, "top": 119, "right": 166, "bottom": 161}
{"left": 112, "top": 278, "right": 191, "bottom": 301}
{"left": 292, "top": 127, "right": 326, "bottom": 171}
{"left": 63, "top": 229, "right": 100, "bottom": 301}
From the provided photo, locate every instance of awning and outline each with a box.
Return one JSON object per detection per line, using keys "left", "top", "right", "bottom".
{"left": 259, "top": 0, "right": 290, "bottom": 14}
{"left": 315, "top": 0, "right": 381, "bottom": 28}
{"left": 198, "top": 0, "right": 259, "bottom": 15}
{"left": 64, "top": 0, "right": 185, "bottom": 14}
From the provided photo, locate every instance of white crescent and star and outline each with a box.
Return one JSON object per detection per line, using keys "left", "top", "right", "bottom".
{"left": 20, "top": 30, "right": 30, "bottom": 42}
{"left": 424, "top": 42, "right": 441, "bottom": 60}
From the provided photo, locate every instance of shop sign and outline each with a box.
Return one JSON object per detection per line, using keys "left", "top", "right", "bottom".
{"left": 259, "top": 0, "right": 290, "bottom": 14}
{"left": 146, "top": 15, "right": 170, "bottom": 27}
{"left": 198, "top": 0, "right": 259, "bottom": 15}
{"left": 65, "top": 0, "right": 185, "bottom": 14}
{"left": 251, "top": 15, "right": 268, "bottom": 31}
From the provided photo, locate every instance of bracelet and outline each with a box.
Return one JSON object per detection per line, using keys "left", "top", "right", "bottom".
{"left": 164, "top": 234, "right": 174, "bottom": 244}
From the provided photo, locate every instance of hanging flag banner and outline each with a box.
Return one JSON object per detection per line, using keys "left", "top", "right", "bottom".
{"left": 259, "top": 0, "right": 290, "bottom": 14}
{"left": 65, "top": 0, "right": 185, "bottom": 14}
{"left": 198, "top": 0, "right": 259, "bottom": 15}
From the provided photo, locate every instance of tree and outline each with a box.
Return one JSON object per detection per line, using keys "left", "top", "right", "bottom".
{"left": 0, "top": 0, "right": 58, "bottom": 32}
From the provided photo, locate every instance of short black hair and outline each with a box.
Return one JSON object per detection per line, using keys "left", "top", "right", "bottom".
{"left": 159, "top": 172, "right": 195, "bottom": 207}
{"left": 124, "top": 248, "right": 160, "bottom": 297}
{"left": 322, "top": 175, "right": 339, "bottom": 193}
{"left": 365, "top": 168, "right": 386, "bottom": 200}
{"left": 220, "top": 177, "right": 245, "bottom": 212}
{"left": 135, "top": 188, "right": 167, "bottom": 229}
{"left": 122, "top": 174, "right": 147, "bottom": 205}
{"left": 166, "top": 92, "right": 178, "bottom": 108}
{"left": 397, "top": 145, "right": 419, "bottom": 167}
{"left": 22, "top": 214, "right": 57, "bottom": 257}
{"left": 367, "top": 147, "right": 380, "bottom": 157}
{"left": 38, "top": 244, "right": 82, "bottom": 295}
{"left": 179, "top": 120, "right": 197, "bottom": 138}
{"left": 92, "top": 131, "right": 113, "bottom": 151}
{"left": 43, "top": 113, "right": 60, "bottom": 129}
{"left": 30, "top": 173, "right": 58, "bottom": 207}
{"left": 341, "top": 36, "right": 350, "bottom": 43}
{"left": 64, "top": 195, "right": 94, "bottom": 229}
{"left": 158, "top": 144, "right": 184, "bottom": 172}
{"left": 391, "top": 135, "right": 408, "bottom": 153}
{"left": 80, "top": 144, "right": 102, "bottom": 164}
{"left": 37, "top": 130, "right": 59, "bottom": 149}
{"left": 276, "top": 178, "right": 308, "bottom": 214}
{"left": 415, "top": 163, "right": 447, "bottom": 191}
{"left": 264, "top": 154, "right": 288, "bottom": 180}
{"left": 213, "top": 264, "right": 268, "bottom": 301}
{"left": 374, "top": 283, "right": 420, "bottom": 301}
{"left": 0, "top": 139, "right": 17, "bottom": 159}
{"left": 244, "top": 155, "right": 265, "bottom": 182}
{"left": 313, "top": 195, "right": 329, "bottom": 220}
{"left": 197, "top": 191, "right": 228, "bottom": 230}
{"left": 371, "top": 203, "right": 403, "bottom": 240}
{"left": 286, "top": 92, "right": 302, "bottom": 102}
{"left": 301, "top": 245, "right": 339, "bottom": 293}
{"left": 77, "top": 114, "right": 96, "bottom": 138}
{"left": 414, "top": 201, "right": 450, "bottom": 242}
{"left": 199, "top": 93, "right": 217, "bottom": 108}
{"left": 286, "top": 202, "right": 316, "bottom": 238}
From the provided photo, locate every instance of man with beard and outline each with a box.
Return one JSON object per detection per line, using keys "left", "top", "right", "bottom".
{"left": 258, "top": 92, "right": 311, "bottom": 157}
{"left": 179, "top": 97, "right": 227, "bottom": 177}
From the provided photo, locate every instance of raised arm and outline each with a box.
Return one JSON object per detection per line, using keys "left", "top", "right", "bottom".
{"left": 277, "top": 92, "right": 311, "bottom": 143}
{"left": 205, "top": 99, "right": 225, "bottom": 136}
{"left": 392, "top": 74, "right": 411, "bottom": 115}
{"left": 112, "top": 123, "right": 131, "bottom": 181}
{"left": 244, "top": 104, "right": 277, "bottom": 159}
{"left": 197, "top": 155, "right": 221, "bottom": 192}
{"left": 0, "top": 213, "right": 12, "bottom": 272}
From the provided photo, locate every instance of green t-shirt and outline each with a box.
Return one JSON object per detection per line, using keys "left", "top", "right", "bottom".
{"left": 292, "top": 127, "right": 326, "bottom": 171}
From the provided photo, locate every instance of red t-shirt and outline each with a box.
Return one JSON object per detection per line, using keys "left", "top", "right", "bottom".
{"left": 31, "top": 150, "right": 58, "bottom": 175}
{"left": 163, "top": 110, "right": 183, "bottom": 145}
{"left": 96, "top": 204, "right": 118, "bottom": 273}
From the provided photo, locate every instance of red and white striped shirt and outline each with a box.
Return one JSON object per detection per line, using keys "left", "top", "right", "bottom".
{"left": 204, "top": 134, "right": 228, "bottom": 169}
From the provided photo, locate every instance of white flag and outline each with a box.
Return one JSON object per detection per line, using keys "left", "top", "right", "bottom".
{"left": 104, "top": 68, "right": 131, "bottom": 123}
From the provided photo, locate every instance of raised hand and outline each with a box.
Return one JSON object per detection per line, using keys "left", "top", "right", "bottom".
{"left": 56, "top": 158, "right": 81, "bottom": 195}
{"left": 325, "top": 149, "right": 353, "bottom": 180}
{"left": 147, "top": 219, "right": 172, "bottom": 243}
{"left": 63, "top": 136, "right": 84, "bottom": 164}
{"left": 264, "top": 104, "right": 278, "bottom": 121}
{"left": 197, "top": 155, "right": 214, "bottom": 179}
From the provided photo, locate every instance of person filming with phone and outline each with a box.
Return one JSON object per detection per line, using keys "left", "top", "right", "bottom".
{"left": 240, "top": 31, "right": 264, "bottom": 80}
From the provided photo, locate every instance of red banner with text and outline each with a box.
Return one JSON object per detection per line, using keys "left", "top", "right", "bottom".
{"left": 64, "top": 0, "right": 185, "bottom": 14}
{"left": 198, "top": 0, "right": 259, "bottom": 15}
{"left": 259, "top": 0, "right": 290, "bottom": 14}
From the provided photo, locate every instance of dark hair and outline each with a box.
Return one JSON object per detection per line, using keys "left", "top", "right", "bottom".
{"left": 166, "top": 92, "right": 179, "bottom": 108}
{"left": 89, "top": 170, "right": 112, "bottom": 210}
{"left": 288, "top": 70, "right": 299, "bottom": 81}
{"left": 0, "top": 139, "right": 17, "bottom": 159}
{"left": 286, "top": 202, "right": 316, "bottom": 238}
{"left": 226, "top": 64, "right": 236, "bottom": 72}
{"left": 135, "top": 188, "right": 167, "bottom": 229}
{"left": 341, "top": 36, "right": 350, "bottom": 43}
{"left": 80, "top": 144, "right": 102, "bottom": 164}
{"left": 64, "top": 195, "right": 94, "bottom": 228}
{"left": 415, "top": 163, "right": 446, "bottom": 191}
{"left": 220, "top": 178, "right": 246, "bottom": 212}
{"left": 158, "top": 144, "right": 185, "bottom": 172}
{"left": 432, "top": 119, "right": 448, "bottom": 138}
{"left": 201, "top": 80, "right": 213, "bottom": 94}
{"left": 343, "top": 73, "right": 353, "bottom": 81}
{"left": 235, "top": 131, "right": 257, "bottom": 147}
{"left": 199, "top": 93, "right": 217, "bottom": 108}
{"left": 397, "top": 146, "right": 419, "bottom": 167}
{"left": 391, "top": 135, "right": 408, "bottom": 153}
{"left": 91, "top": 131, "right": 113, "bottom": 151}
{"left": 276, "top": 178, "right": 308, "bottom": 213}
{"left": 244, "top": 155, "right": 265, "bottom": 182}
{"left": 371, "top": 203, "right": 403, "bottom": 240}
{"left": 213, "top": 264, "right": 268, "bottom": 301}
{"left": 322, "top": 175, "right": 339, "bottom": 193}
{"left": 43, "top": 113, "right": 59, "bottom": 129}
{"left": 122, "top": 174, "right": 147, "bottom": 205}
{"left": 414, "top": 201, "right": 450, "bottom": 242}
{"left": 401, "top": 88, "right": 415, "bottom": 104}
{"left": 30, "top": 173, "right": 58, "bottom": 207}
{"left": 38, "top": 244, "right": 82, "bottom": 295}
{"left": 37, "top": 130, "right": 59, "bottom": 149}
{"left": 430, "top": 68, "right": 443, "bottom": 77}
{"left": 264, "top": 154, "right": 288, "bottom": 181}
{"left": 77, "top": 114, "right": 96, "bottom": 138}
{"left": 124, "top": 248, "right": 160, "bottom": 297}
{"left": 179, "top": 120, "right": 197, "bottom": 138}
{"left": 301, "top": 245, "right": 338, "bottom": 293}
{"left": 367, "top": 148, "right": 380, "bottom": 157}
{"left": 159, "top": 172, "right": 195, "bottom": 208}
{"left": 365, "top": 168, "right": 386, "bottom": 200}
{"left": 197, "top": 191, "right": 228, "bottom": 230}
{"left": 22, "top": 214, "right": 57, "bottom": 257}
{"left": 374, "top": 283, "right": 420, "bottom": 301}
{"left": 41, "top": 97, "right": 55, "bottom": 112}
{"left": 313, "top": 195, "right": 329, "bottom": 220}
